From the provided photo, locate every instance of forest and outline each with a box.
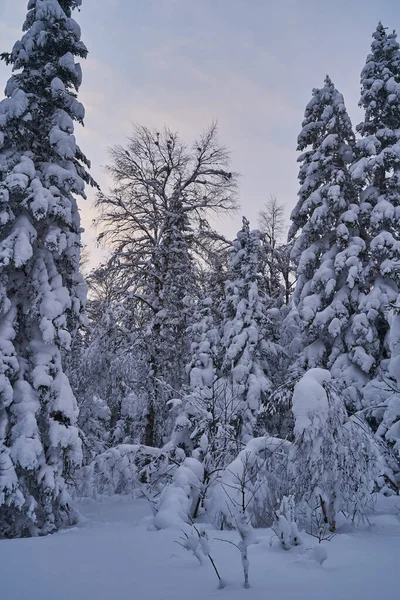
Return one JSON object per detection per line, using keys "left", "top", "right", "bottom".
{"left": 0, "top": 3, "right": 399, "bottom": 595}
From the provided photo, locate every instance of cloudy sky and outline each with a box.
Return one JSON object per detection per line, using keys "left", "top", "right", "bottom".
{"left": 1, "top": 0, "right": 399, "bottom": 266}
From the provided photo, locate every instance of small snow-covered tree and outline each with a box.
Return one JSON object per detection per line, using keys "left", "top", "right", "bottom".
{"left": 78, "top": 395, "right": 111, "bottom": 464}
{"left": 348, "top": 23, "right": 400, "bottom": 407}
{"left": 0, "top": 0, "right": 93, "bottom": 537}
{"left": 209, "top": 436, "right": 292, "bottom": 530}
{"left": 274, "top": 495, "right": 301, "bottom": 550}
{"left": 378, "top": 296, "right": 400, "bottom": 461}
{"left": 165, "top": 297, "right": 237, "bottom": 514}
{"left": 289, "top": 369, "right": 381, "bottom": 531}
{"left": 289, "top": 77, "right": 365, "bottom": 395}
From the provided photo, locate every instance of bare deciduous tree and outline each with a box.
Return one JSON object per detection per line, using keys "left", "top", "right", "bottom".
{"left": 258, "top": 195, "right": 285, "bottom": 249}
{"left": 258, "top": 196, "right": 294, "bottom": 304}
{"left": 94, "top": 123, "right": 239, "bottom": 446}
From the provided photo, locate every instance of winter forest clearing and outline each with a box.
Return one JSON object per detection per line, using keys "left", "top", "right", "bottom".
{"left": 1, "top": 1, "right": 400, "bottom": 598}
{"left": 0, "top": 495, "right": 399, "bottom": 600}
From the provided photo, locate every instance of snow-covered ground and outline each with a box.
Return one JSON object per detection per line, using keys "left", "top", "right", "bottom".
{"left": 0, "top": 495, "right": 399, "bottom": 600}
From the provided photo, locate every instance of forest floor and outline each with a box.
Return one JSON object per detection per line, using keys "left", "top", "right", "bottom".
{"left": 0, "top": 494, "right": 399, "bottom": 600}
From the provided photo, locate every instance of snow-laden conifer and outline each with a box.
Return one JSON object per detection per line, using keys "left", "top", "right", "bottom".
{"left": 0, "top": 0, "right": 92, "bottom": 537}
{"left": 143, "top": 203, "right": 197, "bottom": 447}
{"left": 167, "top": 295, "right": 235, "bottom": 486}
{"left": 220, "top": 218, "right": 281, "bottom": 444}
{"left": 349, "top": 24, "right": 400, "bottom": 387}
{"left": 289, "top": 76, "right": 363, "bottom": 382}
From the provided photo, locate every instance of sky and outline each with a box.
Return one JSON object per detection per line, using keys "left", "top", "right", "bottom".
{"left": 1, "top": 0, "right": 399, "bottom": 267}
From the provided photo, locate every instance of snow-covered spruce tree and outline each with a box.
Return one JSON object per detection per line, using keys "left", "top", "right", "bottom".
{"left": 96, "top": 124, "right": 238, "bottom": 447}
{"left": 348, "top": 23, "right": 400, "bottom": 415}
{"left": 0, "top": 0, "right": 93, "bottom": 537}
{"left": 219, "top": 218, "right": 282, "bottom": 448}
{"left": 288, "top": 76, "right": 366, "bottom": 403}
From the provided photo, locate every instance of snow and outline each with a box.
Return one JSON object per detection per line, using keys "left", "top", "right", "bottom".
{"left": 0, "top": 495, "right": 398, "bottom": 600}
{"left": 154, "top": 457, "right": 204, "bottom": 530}
{"left": 292, "top": 368, "right": 331, "bottom": 435}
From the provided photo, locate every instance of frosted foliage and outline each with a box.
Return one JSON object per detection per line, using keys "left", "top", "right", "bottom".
{"left": 288, "top": 77, "right": 364, "bottom": 383}
{"left": 70, "top": 284, "right": 144, "bottom": 452}
{"left": 167, "top": 377, "right": 247, "bottom": 485}
{"left": 188, "top": 296, "right": 219, "bottom": 394}
{"left": 289, "top": 370, "right": 381, "bottom": 529}
{"left": 0, "top": 0, "right": 92, "bottom": 538}
{"left": 275, "top": 495, "right": 301, "bottom": 550}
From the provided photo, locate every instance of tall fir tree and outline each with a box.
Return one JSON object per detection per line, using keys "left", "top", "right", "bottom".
{"left": 349, "top": 23, "right": 400, "bottom": 398}
{"left": 0, "top": 0, "right": 92, "bottom": 537}
{"left": 289, "top": 76, "right": 366, "bottom": 406}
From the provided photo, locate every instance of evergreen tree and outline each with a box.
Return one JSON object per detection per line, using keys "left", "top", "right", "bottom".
{"left": 167, "top": 295, "right": 235, "bottom": 473}
{"left": 142, "top": 203, "right": 197, "bottom": 447}
{"left": 0, "top": 0, "right": 92, "bottom": 537}
{"left": 348, "top": 23, "right": 400, "bottom": 402}
{"left": 289, "top": 76, "right": 365, "bottom": 400}
{"left": 220, "top": 218, "right": 281, "bottom": 445}
{"left": 188, "top": 296, "right": 220, "bottom": 400}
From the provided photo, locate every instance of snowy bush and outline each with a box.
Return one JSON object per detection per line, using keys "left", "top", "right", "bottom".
{"left": 153, "top": 457, "right": 204, "bottom": 529}
{"left": 81, "top": 444, "right": 181, "bottom": 500}
{"left": 209, "top": 436, "right": 291, "bottom": 529}
{"left": 273, "top": 495, "right": 302, "bottom": 550}
{"left": 289, "top": 369, "right": 382, "bottom": 530}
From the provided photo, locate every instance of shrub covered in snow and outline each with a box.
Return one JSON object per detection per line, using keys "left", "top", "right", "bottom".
{"left": 289, "top": 369, "right": 382, "bottom": 530}
{"left": 154, "top": 457, "right": 204, "bottom": 529}
{"left": 81, "top": 444, "right": 182, "bottom": 500}
{"left": 273, "top": 495, "right": 302, "bottom": 550}
{"left": 209, "top": 436, "right": 292, "bottom": 529}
